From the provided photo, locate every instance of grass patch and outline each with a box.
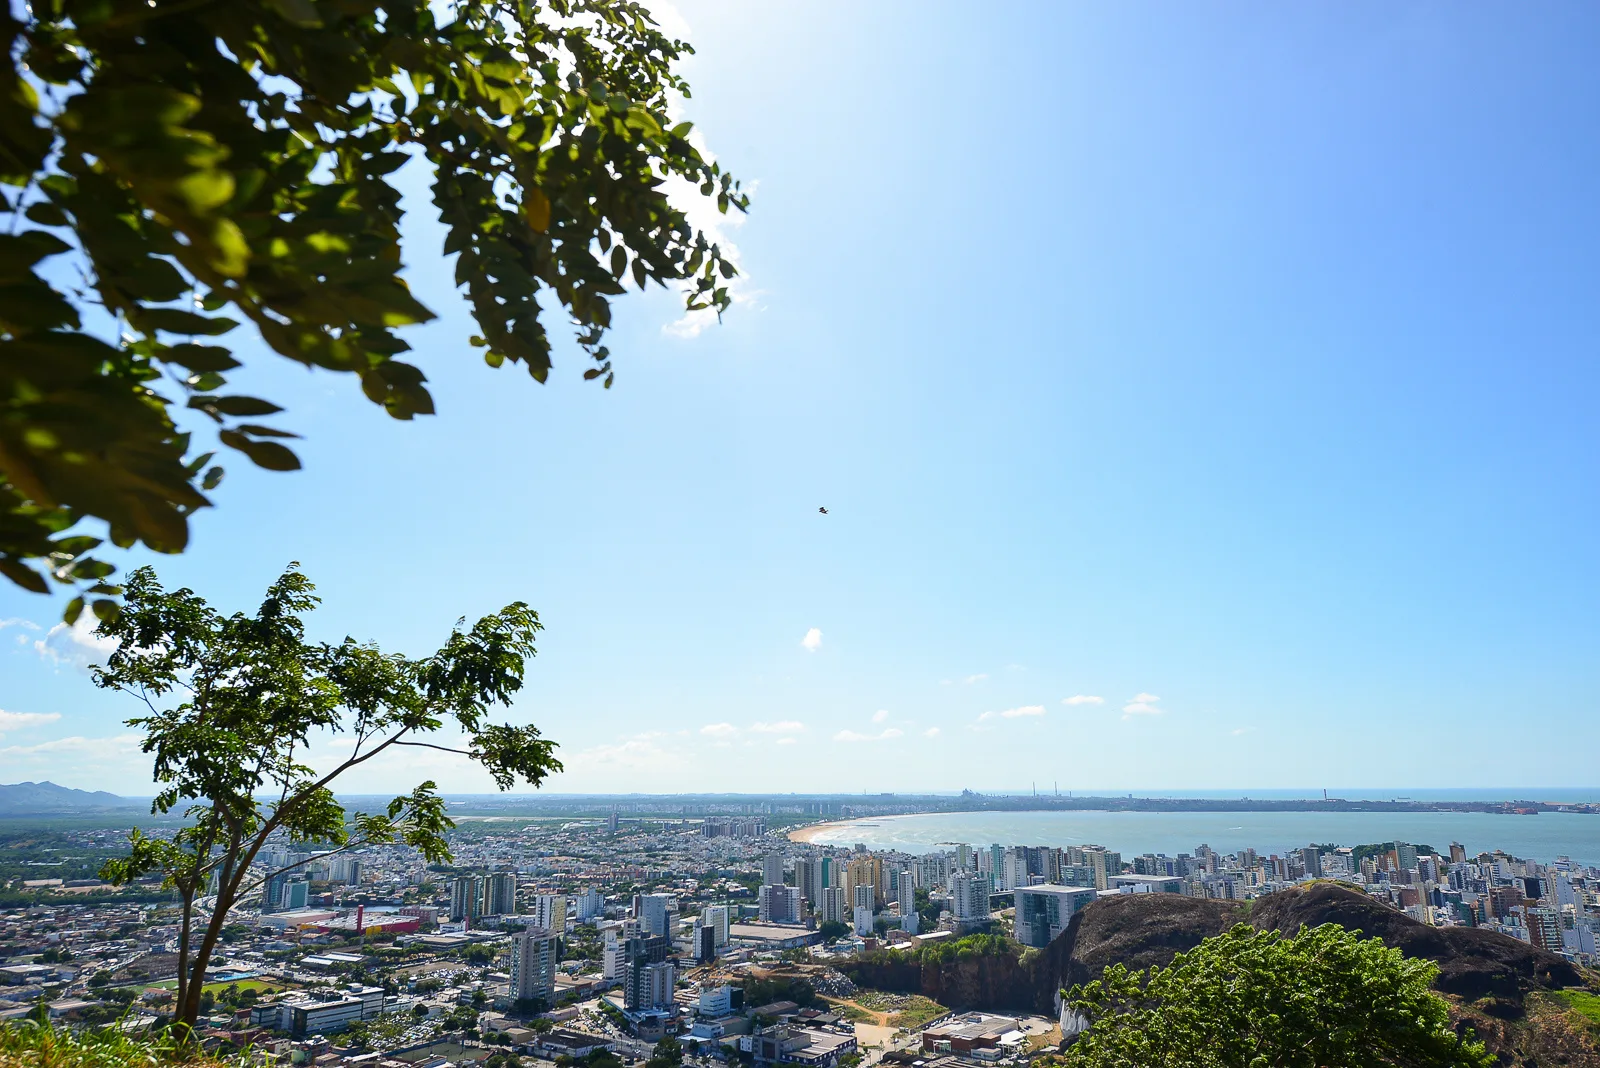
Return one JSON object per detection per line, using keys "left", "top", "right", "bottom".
{"left": 0, "top": 1020, "right": 248, "bottom": 1068}
{"left": 888, "top": 996, "right": 947, "bottom": 1029}
{"left": 1554, "top": 988, "right": 1600, "bottom": 1028}
{"left": 844, "top": 991, "right": 947, "bottom": 1029}
{"left": 201, "top": 979, "right": 289, "bottom": 995}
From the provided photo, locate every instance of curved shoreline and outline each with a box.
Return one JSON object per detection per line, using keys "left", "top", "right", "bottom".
{"left": 788, "top": 815, "right": 905, "bottom": 844}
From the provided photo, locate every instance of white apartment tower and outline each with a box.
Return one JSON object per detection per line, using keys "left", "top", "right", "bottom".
{"left": 509, "top": 927, "right": 558, "bottom": 1003}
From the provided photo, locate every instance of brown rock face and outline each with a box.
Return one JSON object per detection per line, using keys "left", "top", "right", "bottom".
{"left": 1247, "top": 883, "right": 1583, "bottom": 1008}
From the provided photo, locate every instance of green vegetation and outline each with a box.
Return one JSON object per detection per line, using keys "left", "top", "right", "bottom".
{"left": 914, "top": 932, "right": 1016, "bottom": 965}
{"left": 852, "top": 991, "right": 946, "bottom": 1029}
{"left": 1553, "top": 988, "right": 1600, "bottom": 1034}
{"left": 890, "top": 996, "right": 947, "bottom": 1029}
{"left": 1061, "top": 923, "right": 1494, "bottom": 1067}
{"left": 816, "top": 920, "right": 850, "bottom": 941}
{"left": 1, "top": 0, "right": 747, "bottom": 603}
{"left": 735, "top": 976, "right": 819, "bottom": 1009}
{"left": 0, "top": 1020, "right": 250, "bottom": 1067}
{"left": 92, "top": 565, "right": 559, "bottom": 1037}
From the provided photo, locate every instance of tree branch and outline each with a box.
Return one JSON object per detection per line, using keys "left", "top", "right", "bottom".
{"left": 392, "top": 740, "right": 474, "bottom": 757}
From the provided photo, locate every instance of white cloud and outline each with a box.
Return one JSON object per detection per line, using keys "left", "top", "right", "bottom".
{"left": 923, "top": 727, "right": 941, "bottom": 738}
{"left": 0, "top": 618, "right": 39, "bottom": 631}
{"left": 871, "top": 709, "right": 889, "bottom": 724}
{"left": 750, "top": 720, "right": 805, "bottom": 735}
{"left": 0, "top": 710, "right": 61, "bottom": 731}
{"left": 0, "top": 732, "right": 145, "bottom": 769}
{"left": 1123, "top": 694, "right": 1164, "bottom": 719}
{"left": 699, "top": 722, "right": 739, "bottom": 738}
{"left": 800, "top": 627, "right": 822, "bottom": 652}
{"left": 1231, "top": 727, "right": 1253, "bottom": 736}
{"left": 832, "top": 727, "right": 903, "bottom": 743}
{"left": 34, "top": 614, "right": 117, "bottom": 669}
{"left": 963, "top": 674, "right": 988, "bottom": 684}
{"left": 977, "top": 704, "right": 1047, "bottom": 722}
{"left": 775, "top": 737, "right": 796, "bottom": 746}
{"left": 1062, "top": 695, "right": 1104, "bottom": 706}
{"left": 564, "top": 731, "right": 683, "bottom": 773}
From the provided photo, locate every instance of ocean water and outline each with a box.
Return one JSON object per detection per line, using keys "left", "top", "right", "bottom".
{"left": 799, "top": 810, "right": 1600, "bottom": 866}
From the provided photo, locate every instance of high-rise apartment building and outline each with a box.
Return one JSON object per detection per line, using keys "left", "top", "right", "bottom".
{"left": 509, "top": 927, "right": 558, "bottom": 1004}
{"left": 485, "top": 872, "right": 518, "bottom": 916}
{"left": 898, "top": 871, "right": 918, "bottom": 933}
{"left": 1298, "top": 848, "right": 1322, "bottom": 879}
{"left": 623, "top": 934, "right": 674, "bottom": 1010}
{"left": 574, "top": 888, "right": 604, "bottom": 921}
{"left": 702, "top": 904, "right": 731, "bottom": 946}
{"left": 450, "top": 876, "right": 484, "bottom": 922}
{"left": 759, "top": 884, "right": 801, "bottom": 924}
{"left": 846, "top": 856, "right": 885, "bottom": 909}
{"left": 264, "top": 873, "right": 293, "bottom": 912}
{"left": 602, "top": 928, "right": 627, "bottom": 980}
{"left": 950, "top": 871, "right": 992, "bottom": 923}
{"left": 793, "top": 858, "right": 823, "bottom": 906}
{"left": 1014, "top": 885, "right": 1097, "bottom": 948}
{"left": 329, "top": 857, "right": 363, "bottom": 886}
{"left": 763, "top": 853, "right": 786, "bottom": 888}
{"left": 528, "top": 893, "right": 568, "bottom": 933}
{"left": 1085, "top": 849, "right": 1121, "bottom": 891}
{"left": 635, "top": 893, "right": 676, "bottom": 938}
{"left": 1527, "top": 907, "right": 1564, "bottom": 954}
{"left": 817, "top": 886, "right": 846, "bottom": 925}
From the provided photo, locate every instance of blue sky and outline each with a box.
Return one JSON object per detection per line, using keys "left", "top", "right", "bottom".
{"left": 2, "top": 2, "right": 1598, "bottom": 796}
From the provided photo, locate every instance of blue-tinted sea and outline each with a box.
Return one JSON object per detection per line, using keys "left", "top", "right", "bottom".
{"left": 798, "top": 808, "right": 1600, "bottom": 866}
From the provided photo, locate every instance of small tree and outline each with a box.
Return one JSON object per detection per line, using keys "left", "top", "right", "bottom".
{"left": 1062, "top": 923, "right": 1494, "bottom": 1068}
{"left": 647, "top": 1036, "right": 684, "bottom": 1068}
{"left": 95, "top": 563, "right": 560, "bottom": 1039}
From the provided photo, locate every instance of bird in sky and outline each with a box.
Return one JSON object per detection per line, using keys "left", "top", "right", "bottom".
{"left": 818, "top": 507, "right": 828, "bottom": 515}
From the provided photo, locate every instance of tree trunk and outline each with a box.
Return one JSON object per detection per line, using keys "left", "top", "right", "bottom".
{"left": 175, "top": 889, "right": 233, "bottom": 1035}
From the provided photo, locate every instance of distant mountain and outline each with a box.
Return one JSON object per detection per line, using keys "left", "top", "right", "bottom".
{"left": 0, "top": 781, "right": 142, "bottom": 816}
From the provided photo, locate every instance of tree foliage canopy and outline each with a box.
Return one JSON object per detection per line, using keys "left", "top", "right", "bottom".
{"left": 1061, "top": 923, "right": 1494, "bottom": 1068}
{"left": 92, "top": 563, "right": 560, "bottom": 1036}
{"left": 0, "top": 0, "right": 746, "bottom": 604}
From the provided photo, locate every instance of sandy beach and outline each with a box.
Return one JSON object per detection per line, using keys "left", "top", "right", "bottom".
{"left": 787, "top": 819, "right": 857, "bottom": 844}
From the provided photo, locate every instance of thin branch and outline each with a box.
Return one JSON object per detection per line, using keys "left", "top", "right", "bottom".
{"left": 392, "top": 740, "right": 474, "bottom": 757}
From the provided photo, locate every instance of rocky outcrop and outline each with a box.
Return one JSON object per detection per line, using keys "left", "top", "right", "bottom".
{"left": 841, "top": 884, "right": 1595, "bottom": 1067}
{"left": 1248, "top": 883, "right": 1583, "bottom": 1011}
{"left": 1057, "top": 892, "right": 1245, "bottom": 991}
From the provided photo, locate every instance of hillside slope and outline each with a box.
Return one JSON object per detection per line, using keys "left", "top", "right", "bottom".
{"left": 1250, "top": 882, "right": 1582, "bottom": 1006}
{"left": 841, "top": 884, "right": 1598, "bottom": 1065}
{"left": 0, "top": 781, "right": 140, "bottom": 816}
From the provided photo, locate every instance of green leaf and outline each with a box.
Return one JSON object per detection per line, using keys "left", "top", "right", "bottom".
{"left": 220, "top": 430, "right": 301, "bottom": 471}
{"left": 204, "top": 396, "right": 284, "bottom": 417}
{"left": 263, "top": 0, "right": 324, "bottom": 27}
{"left": 137, "top": 308, "right": 240, "bottom": 336}
{"left": 24, "top": 202, "right": 69, "bottom": 227}
{"left": 0, "top": 559, "right": 49, "bottom": 594}
{"left": 164, "top": 344, "right": 242, "bottom": 373}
